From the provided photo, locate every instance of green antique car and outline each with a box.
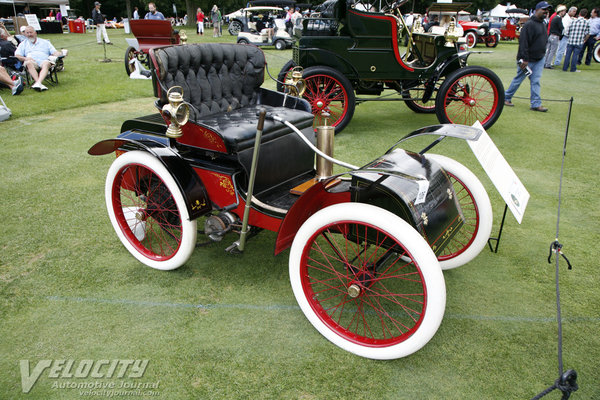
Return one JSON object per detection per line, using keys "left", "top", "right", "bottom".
{"left": 278, "top": 0, "right": 505, "bottom": 133}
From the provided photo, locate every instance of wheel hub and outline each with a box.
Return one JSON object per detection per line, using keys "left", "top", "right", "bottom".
{"left": 347, "top": 284, "right": 361, "bottom": 298}
{"left": 135, "top": 210, "right": 147, "bottom": 221}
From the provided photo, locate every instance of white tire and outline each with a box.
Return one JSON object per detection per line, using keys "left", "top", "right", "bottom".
{"left": 105, "top": 151, "right": 197, "bottom": 270}
{"left": 289, "top": 203, "right": 446, "bottom": 360}
{"left": 426, "top": 154, "right": 493, "bottom": 270}
{"left": 465, "top": 31, "right": 477, "bottom": 48}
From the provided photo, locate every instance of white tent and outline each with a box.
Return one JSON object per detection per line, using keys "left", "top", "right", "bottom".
{"left": 489, "top": 4, "right": 512, "bottom": 18}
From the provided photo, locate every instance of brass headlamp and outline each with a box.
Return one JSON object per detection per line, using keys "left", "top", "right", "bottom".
{"left": 179, "top": 30, "right": 188, "bottom": 44}
{"left": 412, "top": 18, "right": 424, "bottom": 34}
{"left": 445, "top": 18, "right": 460, "bottom": 43}
{"left": 286, "top": 66, "right": 306, "bottom": 97}
{"left": 162, "top": 86, "right": 189, "bottom": 138}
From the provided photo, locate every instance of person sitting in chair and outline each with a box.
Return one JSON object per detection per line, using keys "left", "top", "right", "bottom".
{"left": 0, "top": 65, "right": 23, "bottom": 95}
{"left": 14, "top": 26, "right": 63, "bottom": 92}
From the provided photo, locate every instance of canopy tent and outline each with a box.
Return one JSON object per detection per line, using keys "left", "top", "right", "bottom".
{"left": 488, "top": 4, "right": 528, "bottom": 18}
{"left": 0, "top": 0, "right": 68, "bottom": 4}
{"left": 0, "top": 0, "right": 69, "bottom": 16}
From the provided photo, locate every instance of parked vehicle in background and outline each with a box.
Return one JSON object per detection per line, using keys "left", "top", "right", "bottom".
{"left": 278, "top": 0, "right": 504, "bottom": 133}
{"left": 124, "top": 19, "right": 181, "bottom": 76}
{"left": 455, "top": 13, "right": 501, "bottom": 48}
{"left": 235, "top": 7, "right": 294, "bottom": 49}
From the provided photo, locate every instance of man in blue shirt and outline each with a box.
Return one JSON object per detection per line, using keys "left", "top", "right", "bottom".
{"left": 145, "top": 3, "right": 165, "bottom": 20}
{"left": 578, "top": 8, "right": 599, "bottom": 65}
{"left": 14, "top": 26, "right": 62, "bottom": 91}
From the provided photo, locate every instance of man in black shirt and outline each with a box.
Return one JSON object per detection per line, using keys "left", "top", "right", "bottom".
{"left": 544, "top": 5, "right": 567, "bottom": 68}
{"left": 504, "top": 1, "right": 551, "bottom": 112}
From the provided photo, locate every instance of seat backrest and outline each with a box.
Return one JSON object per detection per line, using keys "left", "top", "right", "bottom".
{"left": 130, "top": 19, "right": 174, "bottom": 39}
{"left": 151, "top": 43, "right": 266, "bottom": 119}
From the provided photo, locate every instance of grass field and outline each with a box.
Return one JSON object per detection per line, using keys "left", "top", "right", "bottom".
{"left": 1, "top": 29, "right": 599, "bottom": 399}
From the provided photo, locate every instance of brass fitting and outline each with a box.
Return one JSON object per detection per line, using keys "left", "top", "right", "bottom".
{"left": 287, "top": 66, "right": 306, "bottom": 97}
{"left": 179, "top": 30, "right": 188, "bottom": 44}
{"left": 316, "top": 112, "right": 334, "bottom": 180}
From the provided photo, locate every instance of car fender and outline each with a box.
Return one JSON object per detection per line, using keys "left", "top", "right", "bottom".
{"left": 88, "top": 137, "right": 211, "bottom": 220}
{"left": 275, "top": 149, "right": 464, "bottom": 255}
{"left": 275, "top": 179, "right": 350, "bottom": 255}
{"left": 300, "top": 48, "right": 360, "bottom": 80}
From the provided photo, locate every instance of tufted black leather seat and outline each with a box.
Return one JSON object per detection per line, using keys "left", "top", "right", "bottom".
{"left": 151, "top": 43, "right": 314, "bottom": 153}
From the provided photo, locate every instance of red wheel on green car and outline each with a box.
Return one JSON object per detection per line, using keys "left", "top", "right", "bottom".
{"left": 302, "top": 66, "right": 356, "bottom": 134}
{"left": 105, "top": 151, "right": 197, "bottom": 270}
{"left": 435, "top": 66, "right": 504, "bottom": 130}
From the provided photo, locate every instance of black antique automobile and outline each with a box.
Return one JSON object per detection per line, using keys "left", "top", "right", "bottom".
{"left": 278, "top": 0, "right": 505, "bottom": 133}
{"left": 89, "top": 43, "right": 494, "bottom": 360}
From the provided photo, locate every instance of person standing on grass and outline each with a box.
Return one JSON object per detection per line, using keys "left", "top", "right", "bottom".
{"left": 211, "top": 5, "right": 220, "bottom": 37}
{"left": 545, "top": 5, "right": 567, "bottom": 68}
{"left": 133, "top": 7, "right": 140, "bottom": 20}
{"left": 504, "top": 1, "right": 551, "bottom": 112}
{"left": 196, "top": 8, "right": 205, "bottom": 35}
{"left": 92, "top": 2, "right": 112, "bottom": 45}
{"left": 578, "top": 8, "right": 600, "bottom": 65}
{"left": 562, "top": 9, "right": 589, "bottom": 72}
{"left": 554, "top": 6, "right": 577, "bottom": 66}
{"left": 145, "top": 3, "right": 165, "bottom": 20}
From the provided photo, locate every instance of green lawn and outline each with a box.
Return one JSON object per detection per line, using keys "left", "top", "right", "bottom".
{"left": 1, "top": 29, "right": 599, "bottom": 399}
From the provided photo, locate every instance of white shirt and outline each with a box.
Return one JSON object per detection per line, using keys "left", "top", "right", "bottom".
{"left": 562, "top": 14, "right": 574, "bottom": 35}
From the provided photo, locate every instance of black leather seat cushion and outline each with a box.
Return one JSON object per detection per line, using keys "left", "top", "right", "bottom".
{"left": 198, "top": 104, "right": 314, "bottom": 153}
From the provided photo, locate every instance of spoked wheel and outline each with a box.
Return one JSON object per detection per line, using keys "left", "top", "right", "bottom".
{"left": 105, "top": 151, "right": 197, "bottom": 270}
{"left": 465, "top": 31, "right": 477, "bottom": 49}
{"left": 124, "top": 46, "right": 136, "bottom": 76}
{"left": 401, "top": 81, "right": 441, "bottom": 114}
{"left": 593, "top": 40, "right": 600, "bottom": 63}
{"left": 425, "top": 154, "right": 493, "bottom": 270}
{"left": 302, "top": 66, "right": 356, "bottom": 134}
{"left": 289, "top": 203, "right": 445, "bottom": 360}
{"left": 435, "top": 66, "right": 504, "bottom": 130}
{"left": 237, "top": 38, "right": 249, "bottom": 45}
{"left": 485, "top": 32, "right": 499, "bottom": 48}
{"left": 276, "top": 59, "right": 297, "bottom": 92}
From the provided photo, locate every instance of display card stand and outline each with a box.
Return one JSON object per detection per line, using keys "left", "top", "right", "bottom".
{"left": 487, "top": 204, "right": 508, "bottom": 253}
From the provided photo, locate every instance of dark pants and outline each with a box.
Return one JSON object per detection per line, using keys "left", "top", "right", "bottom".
{"left": 578, "top": 36, "right": 596, "bottom": 65}
{"left": 563, "top": 44, "right": 582, "bottom": 71}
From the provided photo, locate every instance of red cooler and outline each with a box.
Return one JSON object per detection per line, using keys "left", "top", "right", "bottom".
{"left": 68, "top": 20, "right": 85, "bottom": 33}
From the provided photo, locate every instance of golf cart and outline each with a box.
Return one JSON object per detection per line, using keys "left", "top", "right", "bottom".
{"left": 235, "top": 7, "right": 295, "bottom": 50}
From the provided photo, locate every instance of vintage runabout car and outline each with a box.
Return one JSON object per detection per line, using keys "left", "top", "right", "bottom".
{"left": 278, "top": 0, "right": 505, "bottom": 133}
{"left": 89, "top": 42, "right": 493, "bottom": 360}
{"left": 124, "top": 19, "right": 182, "bottom": 76}
{"left": 455, "top": 13, "right": 501, "bottom": 48}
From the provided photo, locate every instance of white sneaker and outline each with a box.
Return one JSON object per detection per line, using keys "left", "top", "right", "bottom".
{"left": 39, "top": 83, "right": 48, "bottom": 91}
{"left": 31, "top": 82, "right": 42, "bottom": 91}
{"left": 11, "top": 77, "right": 24, "bottom": 96}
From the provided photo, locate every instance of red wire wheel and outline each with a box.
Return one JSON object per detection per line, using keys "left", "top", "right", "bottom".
{"left": 289, "top": 203, "right": 445, "bottom": 360}
{"left": 105, "top": 151, "right": 197, "bottom": 270}
{"left": 435, "top": 66, "right": 505, "bottom": 130}
{"left": 424, "top": 154, "right": 493, "bottom": 270}
{"left": 301, "top": 66, "right": 356, "bottom": 134}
